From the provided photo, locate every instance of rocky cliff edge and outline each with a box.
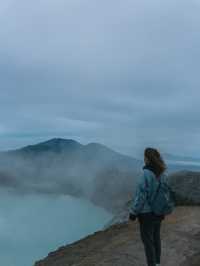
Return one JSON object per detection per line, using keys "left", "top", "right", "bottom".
{"left": 34, "top": 206, "right": 200, "bottom": 266}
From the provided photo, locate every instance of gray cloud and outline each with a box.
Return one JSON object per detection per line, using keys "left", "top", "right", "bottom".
{"left": 0, "top": 0, "right": 200, "bottom": 157}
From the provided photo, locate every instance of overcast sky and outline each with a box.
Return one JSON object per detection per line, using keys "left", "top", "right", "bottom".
{"left": 0, "top": 0, "right": 200, "bottom": 158}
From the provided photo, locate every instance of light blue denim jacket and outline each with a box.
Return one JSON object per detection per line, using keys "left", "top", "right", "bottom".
{"left": 129, "top": 168, "right": 167, "bottom": 215}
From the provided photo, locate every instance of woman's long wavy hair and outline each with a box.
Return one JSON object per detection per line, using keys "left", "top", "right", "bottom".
{"left": 144, "top": 147, "right": 167, "bottom": 177}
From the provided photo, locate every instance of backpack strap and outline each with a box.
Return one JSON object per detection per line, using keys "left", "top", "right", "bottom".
{"left": 144, "top": 174, "right": 161, "bottom": 208}
{"left": 152, "top": 180, "right": 161, "bottom": 203}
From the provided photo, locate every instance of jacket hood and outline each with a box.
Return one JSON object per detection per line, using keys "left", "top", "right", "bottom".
{"left": 143, "top": 164, "right": 159, "bottom": 178}
{"left": 143, "top": 164, "right": 155, "bottom": 173}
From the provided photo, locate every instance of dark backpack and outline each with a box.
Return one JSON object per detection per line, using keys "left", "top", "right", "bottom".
{"left": 146, "top": 176, "right": 175, "bottom": 216}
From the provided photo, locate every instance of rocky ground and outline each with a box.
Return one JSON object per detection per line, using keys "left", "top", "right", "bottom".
{"left": 34, "top": 206, "right": 200, "bottom": 266}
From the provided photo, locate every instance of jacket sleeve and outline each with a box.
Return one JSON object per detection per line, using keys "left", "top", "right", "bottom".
{"left": 129, "top": 174, "right": 148, "bottom": 215}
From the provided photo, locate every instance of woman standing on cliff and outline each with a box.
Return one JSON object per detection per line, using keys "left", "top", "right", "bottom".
{"left": 129, "top": 147, "right": 168, "bottom": 266}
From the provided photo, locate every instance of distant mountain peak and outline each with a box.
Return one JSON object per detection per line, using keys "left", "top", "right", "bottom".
{"left": 13, "top": 138, "right": 83, "bottom": 155}
{"left": 85, "top": 142, "right": 114, "bottom": 151}
{"left": 40, "top": 138, "right": 81, "bottom": 146}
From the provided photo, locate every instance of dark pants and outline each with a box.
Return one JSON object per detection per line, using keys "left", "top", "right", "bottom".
{"left": 138, "top": 212, "right": 163, "bottom": 266}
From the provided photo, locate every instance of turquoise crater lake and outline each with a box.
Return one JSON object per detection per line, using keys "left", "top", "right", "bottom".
{"left": 0, "top": 189, "right": 113, "bottom": 266}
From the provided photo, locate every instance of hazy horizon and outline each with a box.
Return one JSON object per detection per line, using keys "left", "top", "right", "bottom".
{"left": 1, "top": 137, "right": 200, "bottom": 162}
